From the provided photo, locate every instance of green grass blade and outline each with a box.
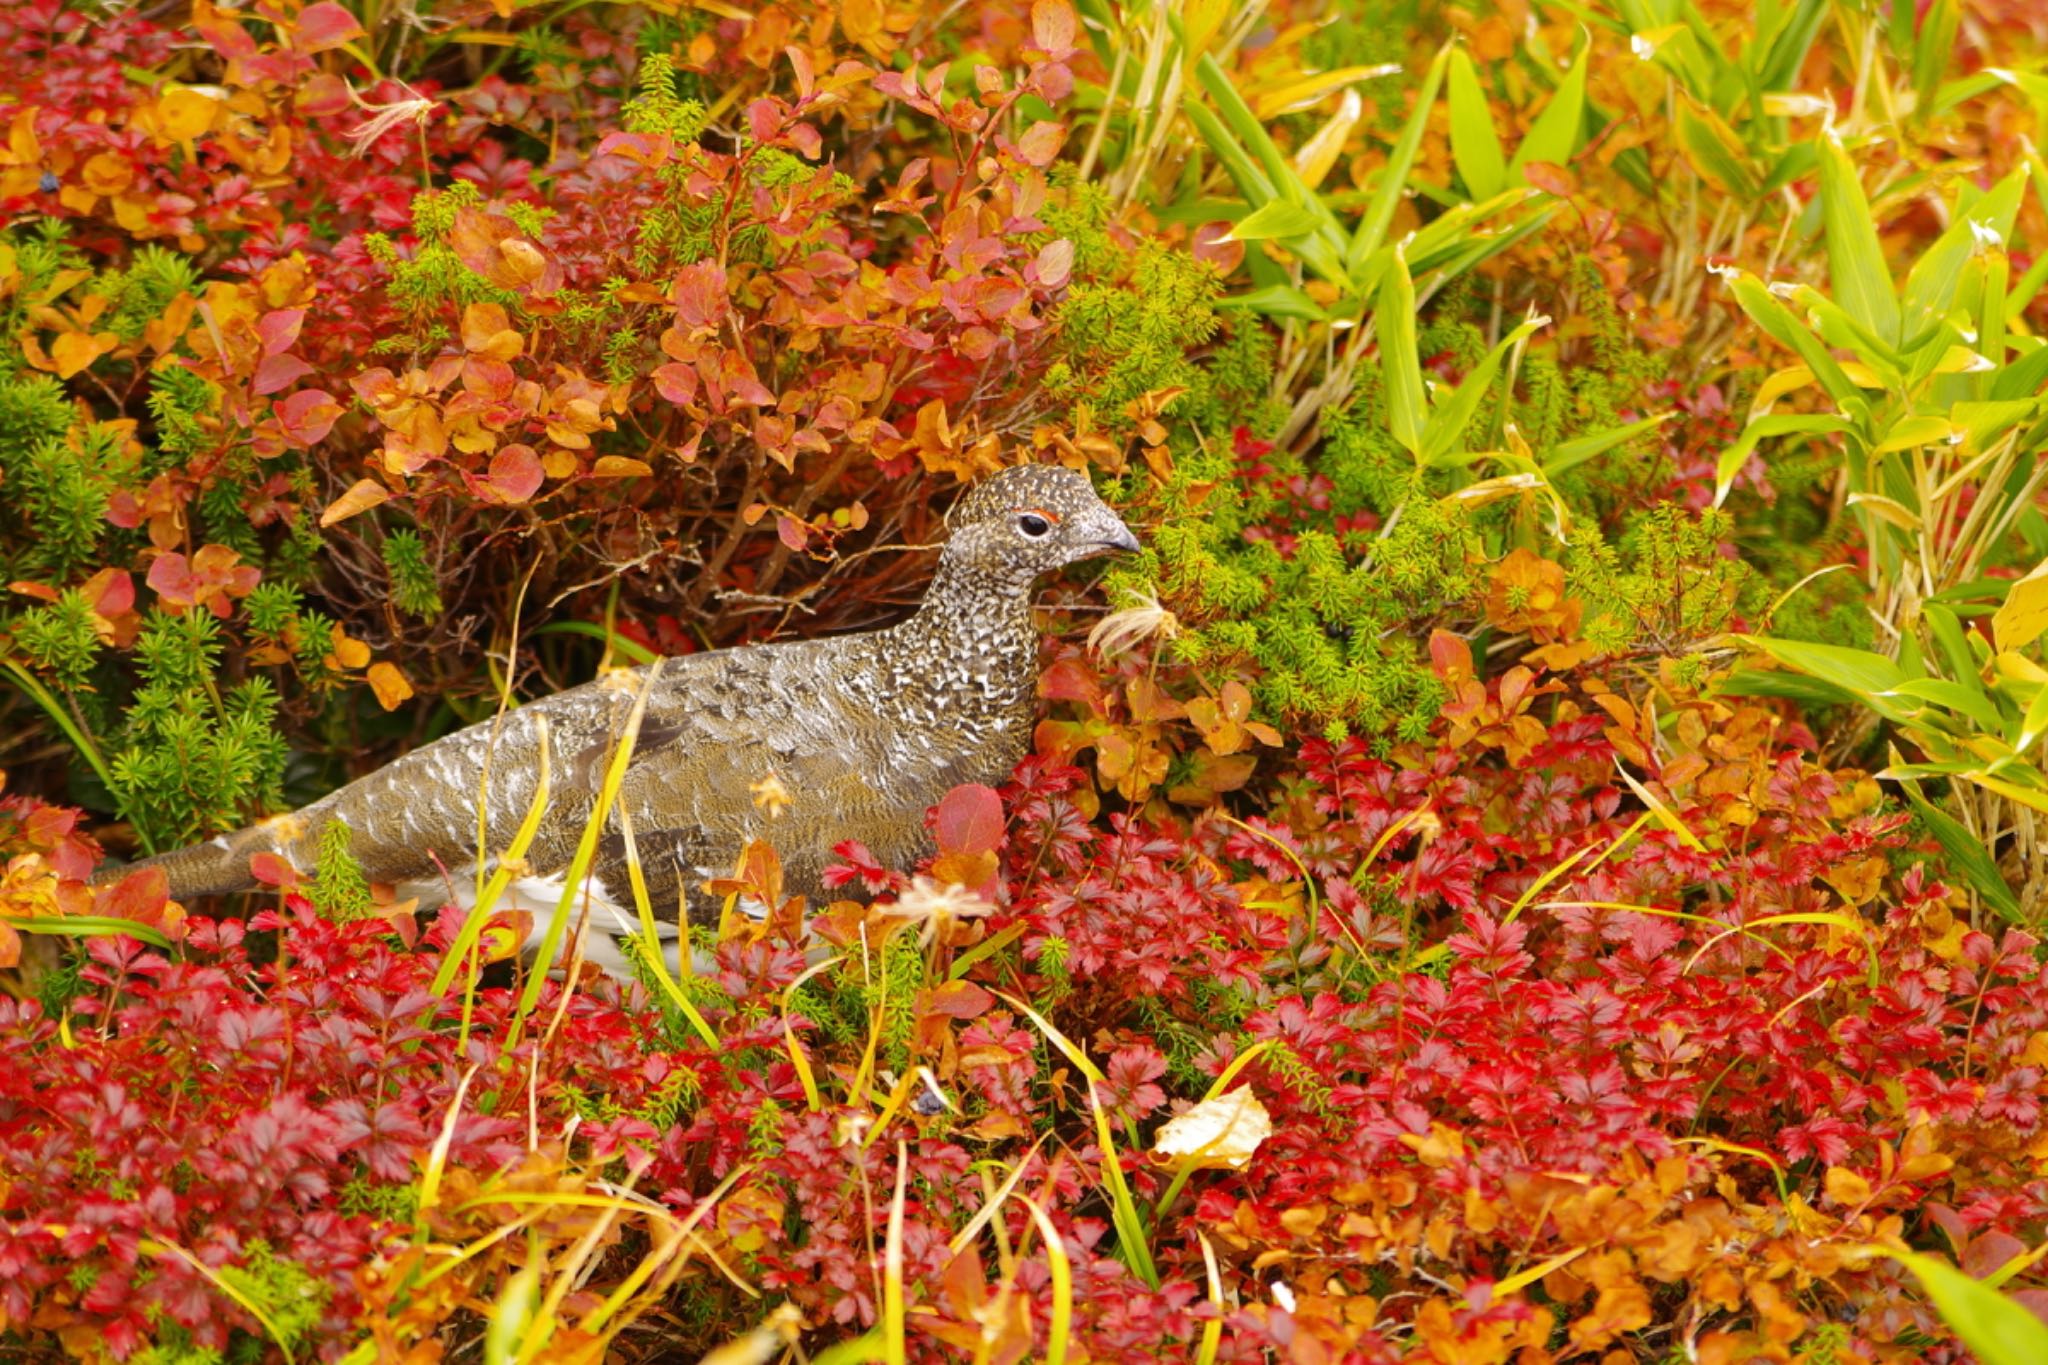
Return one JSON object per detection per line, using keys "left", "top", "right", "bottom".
{"left": 1378, "top": 247, "right": 1427, "bottom": 457}
{"left": 1447, "top": 48, "right": 1507, "bottom": 200}
{"left": 1889, "top": 1250, "right": 2048, "bottom": 1364}
{"left": 1351, "top": 45, "right": 1451, "bottom": 276}
{"left": 1509, "top": 38, "right": 1589, "bottom": 178}
{"left": 1817, "top": 131, "right": 1902, "bottom": 344}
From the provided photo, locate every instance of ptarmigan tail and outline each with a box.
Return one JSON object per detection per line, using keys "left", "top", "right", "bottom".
{"left": 92, "top": 823, "right": 281, "bottom": 897}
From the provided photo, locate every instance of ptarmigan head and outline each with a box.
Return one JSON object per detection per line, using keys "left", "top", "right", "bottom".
{"left": 945, "top": 464, "right": 1141, "bottom": 585}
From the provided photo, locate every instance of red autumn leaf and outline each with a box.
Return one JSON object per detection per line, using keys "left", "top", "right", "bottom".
{"left": 248, "top": 852, "right": 301, "bottom": 889}
{"left": 920, "top": 980, "right": 994, "bottom": 1020}
{"left": 1013, "top": 121, "right": 1066, "bottom": 167}
{"left": 672, "top": 260, "right": 730, "bottom": 331}
{"left": 275, "top": 389, "right": 342, "bottom": 447}
{"left": 478, "top": 444, "right": 544, "bottom": 503}
{"left": 1031, "top": 0, "right": 1077, "bottom": 55}
{"left": 257, "top": 308, "right": 305, "bottom": 356}
{"left": 252, "top": 352, "right": 315, "bottom": 395}
{"left": 1033, "top": 238, "right": 1074, "bottom": 290}
{"left": 1522, "top": 160, "right": 1578, "bottom": 198}
{"left": 933, "top": 784, "right": 1004, "bottom": 858}
{"left": 776, "top": 514, "right": 808, "bottom": 551}
{"left": 653, "top": 362, "right": 699, "bottom": 404}
{"left": 294, "top": 2, "right": 366, "bottom": 52}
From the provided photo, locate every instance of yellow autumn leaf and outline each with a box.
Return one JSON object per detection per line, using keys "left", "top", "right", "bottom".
{"left": 157, "top": 87, "right": 223, "bottom": 145}
{"left": 366, "top": 661, "right": 415, "bottom": 711}
{"left": 326, "top": 623, "right": 371, "bottom": 670}
{"left": 1824, "top": 1165, "right": 1872, "bottom": 1207}
{"left": 319, "top": 477, "right": 391, "bottom": 528}
{"left": 589, "top": 455, "right": 653, "bottom": 478}
{"left": 50, "top": 330, "right": 116, "bottom": 380}
{"left": 1151, "top": 1085, "right": 1272, "bottom": 1170}
{"left": 1993, "top": 558, "right": 2048, "bottom": 653}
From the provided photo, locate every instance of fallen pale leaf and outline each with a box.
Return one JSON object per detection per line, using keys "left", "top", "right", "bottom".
{"left": 1152, "top": 1085, "right": 1271, "bottom": 1170}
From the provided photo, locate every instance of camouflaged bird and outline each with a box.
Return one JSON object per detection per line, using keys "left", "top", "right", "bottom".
{"left": 106, "top": 465, "right": 1140, "bottom": 976}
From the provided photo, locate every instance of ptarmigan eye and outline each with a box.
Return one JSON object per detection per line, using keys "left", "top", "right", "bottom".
{"left": 1017, "top": 512, "right": 1052, "bottom": 538}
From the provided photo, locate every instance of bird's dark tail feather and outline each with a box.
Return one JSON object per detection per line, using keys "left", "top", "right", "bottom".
{"left": 91, "top": 826, "right": 275, "bottom": 898}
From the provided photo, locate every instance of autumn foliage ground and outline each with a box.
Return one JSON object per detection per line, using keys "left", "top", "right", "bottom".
{"left": 3, "top": 0, "right": 2048, "bottom": 1361}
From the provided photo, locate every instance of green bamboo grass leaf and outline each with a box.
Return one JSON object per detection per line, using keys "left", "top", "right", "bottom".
{"left": 1350, "top": 45, "right": 1451, "bottom": 277}
{"left": 1886, "top": 679, "right": 2008, "bottom": 735}
{"left": 515, "top": 664, "right": 660, "bottom": 1021}
{"left": 1895, "top": 781, "right": 2023, "bottom": 921}
{"left": 1817, "top": 131, "right": 1902, "bottom": 344}
{"left": 1225, "top": 199, "right": 1324, "bottom": 242}
{"left": 1674, "top": 97, "right": 1759, "bottom": 198}
{"left": 1924, "top": 604, "right": 1990, "bottom": 695}
{"left": 1889, "top": 1250, "right": 2048, "bottom": 1364}
{"left": 1756, "top": 0, "right": 1829, "bottom": 91}
{"left": 998, "top": 991, "right": 1160, "bottom": 1287}
{"left": 5, "top": 916, "right": 174, "bottom": 949}
{"left": 1902, "top": 165, "right": 2026, "bottom": 346}
{"left": 1180, "top": 101, "right": 1348, "bottom": 284}
{"left": 1542, "top": 412, "right": 1675, "bottom": 477}
{"left": 1912, "top": 0, "right": 1962, "bottom": 118}
{"left": 1421, "top": 313, "right": 1549, "bottom": 465}
{"left": 1215, "top": 284, "right": 1330, "bottom": 321}
{"left": 1725, "top": 273, "right": 1863, "bottom": 407}
{"left": 1446, "top": 48, "right": 1507, "bottom": 201}
{"left": 1378, "top": 248, "right": 1427, "bottom": 457}
{"left": 1509, "top": 38, "right": 1589, "bottom": 179}
{"left": 1714, "top": 414, "right": 1850, "bottom": 508}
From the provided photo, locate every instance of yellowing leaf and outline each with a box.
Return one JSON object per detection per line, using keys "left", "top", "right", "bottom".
{"left": 1151, "top": 1086, "right": 1271, "bottom": 1170}
{"left": 157, "top": 86, "right": 223, "bottom": 145}
{"left": 319, "top": 477, "right": 391, "bottom": 527}
{"left": 1993, "top": 558, "right": 2048, "bottom": 652}
{"left": 589, "top": 455, "right": 653, "bottom": 478}
{"left": 366, "top": 661, "right": 414, "bottom": 711}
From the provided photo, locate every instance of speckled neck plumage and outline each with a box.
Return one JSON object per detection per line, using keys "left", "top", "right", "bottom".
{"left": 882, "top": 554, "right": 1044, "bottom": 737}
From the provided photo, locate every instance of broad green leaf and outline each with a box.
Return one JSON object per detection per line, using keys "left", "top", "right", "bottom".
{"left": 1890, "top": 1251, "right": 2048, "bottom": 1365}
{"left": 1421, "top": 313, "right": 1548, "bottom": 465}
{"left": 1542, "top": 412, "right": 1674, "bottom": 478}
{"left": 1216, "top": 284, "right": 1330, "bottom": 321}
{"left": 1901, "top": 165, "right": 2025, "bottom": 345}
{"left": 1756, "top": 0, "right": 1829, "bottom": 91}
{"left": 1675, "top": 97, "right": 1759, "bottom": 198}
{"left": 1447, "top": 48, "right": 1508, "bottom": 201}
{"left": 1817, "top": 132, "right": 1902, "bottom": 344}
{"left": 2018, "top": 666, "right": 2048, "bottom": 751}
{"left": 1873, "top": 414, "right": 1961, "bottom": 453}
{"left": 1351, "top": 46, "right": 1451, "bottom": 276}
{"left": 1510, "top": 40, "right": 1589, "bottom": 179}
{"left": 1226, "top": 199, "right": 1324, "bottom": 242}
{"left": 1885, "top": 678, "right": 2006, "bottom": 735}
{"left": 1378, "top": 248, "right": 1427, "bottom": 457}
{"left": 1735, "top": 635, "right": 1917, "bottom": 722}
{"left": 1952, "top": 400, "right": 2041, "bottom": 451}
{"left": 1893, "top": 783, "right": 2024, "bottom": 921}
{"left": 1923, "top": 603, "right": 1987, "bottom": 688}
{"left": 1990, "top": 343, "right": 2048, "bottom": 402}
{"left": 1913, "top": 0, "right": 1962, "bottom": 117}
{"left": 1714, "top": 414, "right": 1850, "bottom": 507}
{"left": 1725, "top": 273, "right": 1862, "bottom": 408}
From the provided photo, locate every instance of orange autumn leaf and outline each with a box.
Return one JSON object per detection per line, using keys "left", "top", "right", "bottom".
{"left": 366, "top": 661, "right": 414, "bottom": 710}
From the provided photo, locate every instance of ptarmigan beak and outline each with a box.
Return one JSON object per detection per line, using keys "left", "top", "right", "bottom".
{"left": 1079, "top": 508, "right": 1141, "bottom": 555}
